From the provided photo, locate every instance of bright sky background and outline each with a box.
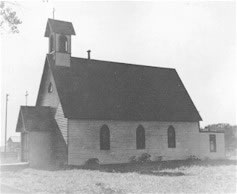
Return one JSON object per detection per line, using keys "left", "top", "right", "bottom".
{"left": 0, "top": 1, "right": 236, "bottom": 146}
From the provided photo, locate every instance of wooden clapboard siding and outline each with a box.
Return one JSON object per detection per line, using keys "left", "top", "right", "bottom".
{"left": 21, "top": 132, "right": 29, "bottom": 162}
{"left": 51, "top": 125, "right": 67, "bottom": 165}
{"left": 68, "top": 120, "right": 201, "bottom": 165}
{"left": 37, "top": 65, "right": 59, "bottom": 108}
{"left": 55, "top": 103, "right": 68, "bottom": 144}
{"left": 37, "top": 64, "right": 68, "bottom": 145}
{"left": 28, "top": 131, "right": 52, "bottom": 167}
{"left": 36, "top": 61, "right": 68, "bottom": 165}
{"left": 199, "top": 132, "right": 225, "bottom": 159}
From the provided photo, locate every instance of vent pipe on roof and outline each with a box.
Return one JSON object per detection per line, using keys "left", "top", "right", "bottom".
{"left": 87, "top": 50, "right": 91, "bottom": 60}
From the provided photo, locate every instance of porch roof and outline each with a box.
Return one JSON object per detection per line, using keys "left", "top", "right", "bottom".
{"left": 16, "top": 106, "right": 56, "bottom": 132}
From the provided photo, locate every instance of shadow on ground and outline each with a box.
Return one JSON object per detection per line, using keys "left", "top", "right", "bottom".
{"left": 140, "top": 171, "right": 186, "bottom": 176}
{"left": 3, "top": 159, "right": 236, "bottom": 176}
{"left": 68, "top": 159, "right": 237, "bottom": 176}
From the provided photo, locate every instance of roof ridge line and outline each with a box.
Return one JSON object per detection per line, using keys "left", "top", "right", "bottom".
{"left": 48, "top": 18, "right": 73, "bottom": 24}
{"left": 71, "top": 56, "right": 175, "bottom": 70}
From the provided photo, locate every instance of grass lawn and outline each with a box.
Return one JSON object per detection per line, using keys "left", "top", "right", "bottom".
{"left": 0, "top": 160, "right": 236, "bottom": 194}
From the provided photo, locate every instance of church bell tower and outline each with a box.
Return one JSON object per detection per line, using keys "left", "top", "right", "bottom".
{"left": 44, "top": 18, "right": 76, "bottom": 67}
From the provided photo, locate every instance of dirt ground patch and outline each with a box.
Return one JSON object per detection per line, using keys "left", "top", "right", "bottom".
{"left": 0, "top": 160, "right": 236, "bottom": 193}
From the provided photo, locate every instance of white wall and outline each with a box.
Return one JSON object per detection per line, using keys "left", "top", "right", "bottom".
{"left": 199, "top": 132, "right": 225, "bottom": 159}
{"left": 38, "top": 64, "right": 68, "bottom": 145}
{"left": 68, "top": 120, "right": 201, "bottom": 165}
{"left": 29, "top": 131, "right": 52, "bottom": 167}
{"left": 38, "top": 65, "right": 59, "bottom": 108}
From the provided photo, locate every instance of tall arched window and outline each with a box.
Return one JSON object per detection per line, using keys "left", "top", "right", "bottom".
{"left": 100, "top": 125, "right": 110, "bottom": 150}
{"left": 136, "top": 125, "right": 145, "bottom": 149}
{"left": 49, "top": 35, "right": 54, "bottom": 52}
{"left": 58, "top": 35, "right": 68, "bottom": 53}
{"left": 168, "top": 126, "right": 176, "bottom": 148}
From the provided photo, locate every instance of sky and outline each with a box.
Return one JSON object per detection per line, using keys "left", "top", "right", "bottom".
{"left": 0, "top": 1, "right": 236, "bottom": 146}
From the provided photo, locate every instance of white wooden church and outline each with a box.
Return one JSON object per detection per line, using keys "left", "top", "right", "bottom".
{"left": 16, "top": 19, "right": 225, "bottom": 167}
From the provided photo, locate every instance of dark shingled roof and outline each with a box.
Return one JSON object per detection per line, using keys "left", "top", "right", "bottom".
{"left": 16, "top": 106, "right": 56, "bottom": 132}
{"left": 44, "top": 18, "right": 75, "bottom": 37}
{"left": 46, "top": 54, "right": 202, "bottom": 122}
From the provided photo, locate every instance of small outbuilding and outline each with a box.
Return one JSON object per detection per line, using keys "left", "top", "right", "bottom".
{"left": 16, "top": 106, "right": 67, "bottom": 167}
{"left": 7, "top": 136, "right": 20, "bottom": 152}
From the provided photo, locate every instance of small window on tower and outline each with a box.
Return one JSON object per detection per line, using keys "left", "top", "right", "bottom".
{"left": 59, "top": 35, "right": 68, "bottom": 53}
{"left": 48, "top": 82, "right": 53, "bottom": 93}
{"left": 50, "top": 35, "right": 54, "bottom": 52}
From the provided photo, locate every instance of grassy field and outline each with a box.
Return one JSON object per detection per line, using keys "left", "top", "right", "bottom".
{"left": 0, "top": 160, "right": 236, "bottom": 194}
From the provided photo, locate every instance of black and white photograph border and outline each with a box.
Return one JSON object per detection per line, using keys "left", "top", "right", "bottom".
{"left": 0, "top": 0, "right": 236, "bottom": 193}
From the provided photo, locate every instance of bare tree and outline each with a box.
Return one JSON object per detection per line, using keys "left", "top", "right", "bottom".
{"left": 0, "top": 1, "right": 22, "bottom": 33}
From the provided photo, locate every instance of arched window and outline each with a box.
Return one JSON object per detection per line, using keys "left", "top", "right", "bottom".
{"left": 58, "top": 35, "right": 68, "bottom": 53}
{"left": 100, "top": 125, "right": 110, "bottom": 150}
{"left": 136, "top": 125, "right": 145, "bottom": 149}
{"left": 49, "top": 35, "right": 54, "bottom": 52}
{"left": 168, "top": 126, "right": 176, "bottom": 148}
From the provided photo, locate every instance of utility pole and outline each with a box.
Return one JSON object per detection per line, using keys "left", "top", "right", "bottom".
{"left": 53, "top": 8, "right": 55, "bottom": 19}
{"left": 4, "top": 94, "right": 9, "bottom": 153}
{"left": 25, "top": 91, "right": 28, "bottom": 106}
